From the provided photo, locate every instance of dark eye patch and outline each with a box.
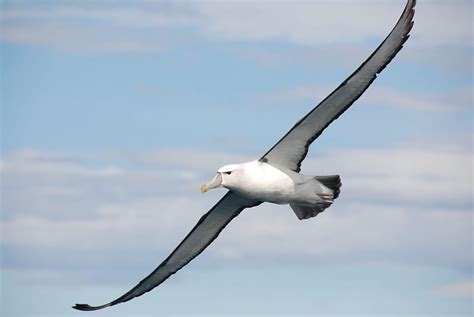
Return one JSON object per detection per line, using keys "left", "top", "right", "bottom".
{"left": 224, "top": 171, "right": 232, "bottom": 175}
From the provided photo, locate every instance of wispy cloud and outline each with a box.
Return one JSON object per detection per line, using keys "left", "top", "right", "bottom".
{"left": 136, "top": 147, "right": 252, "bottom": 171}
{"left": 1, "top": 0, "right": 471, "bottom": 53}
{"left": 0, "top": 2, "right": 194, "bottom": 53}
{"left": 192, "top": 0, "right": 472, "bottom": 47}
{"left": 433, "top": 281, "right": 474, "bottom": 299}
{"left": 364, "top": 86, "right": 473, "bottom": 112}
{"left": 1, "top": 143, "right": 472, "bottom": 277}
{"left": 303, "top": 147, "right": 472, "bottom": 207}
{"left": 264, "top": 84, "right": 473, "bottom": 112}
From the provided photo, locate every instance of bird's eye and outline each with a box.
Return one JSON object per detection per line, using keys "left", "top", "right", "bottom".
{"left": 224, "top": 171, "right": 232, "bottom": 175}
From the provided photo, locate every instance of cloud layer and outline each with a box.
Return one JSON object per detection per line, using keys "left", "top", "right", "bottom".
{"left": 1, "top": 0, "right": 472, "bottom": 53}
{"left": 266, "top": 84, "right": 473, "bottom": 112}
{"left": 1, "top": 144, "right": 472, "bottom": 279}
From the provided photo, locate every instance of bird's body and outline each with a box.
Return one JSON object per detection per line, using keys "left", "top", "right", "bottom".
{"left": 74, "top": 0, "right": 416, "bottom": 311}
{"left": 216, "top": 160, "right": 335, "bottom": 206}
{"left": 219, "top": 160, "right": 296, "bottom": 203}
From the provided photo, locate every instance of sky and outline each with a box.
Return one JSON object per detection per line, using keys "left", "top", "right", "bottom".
{"left": 0, "top": 0, "right": 473, "bottom": 316}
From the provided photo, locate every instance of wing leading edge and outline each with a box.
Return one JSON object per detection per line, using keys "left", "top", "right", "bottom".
{"left": 261, "top": 0, "right": 416, "bottom": 172}
{"left": 73, "top": 192, "right": 260, "bottom": 311}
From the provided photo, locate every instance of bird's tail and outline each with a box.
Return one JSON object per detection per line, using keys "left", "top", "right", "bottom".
{"left": 290, "top": 203, "right": 330, "bottom": 220}
{"left": 290, "top": 175, "right": 341, "bottom": 220}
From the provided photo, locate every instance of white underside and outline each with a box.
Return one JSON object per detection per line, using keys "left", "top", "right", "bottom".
{"left": 222, "top": 160, "right": 296, "bottom": 204}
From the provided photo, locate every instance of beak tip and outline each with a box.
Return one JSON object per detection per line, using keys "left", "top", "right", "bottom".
{"left": 200, "top": 184, "right": 207, "bottom": 193}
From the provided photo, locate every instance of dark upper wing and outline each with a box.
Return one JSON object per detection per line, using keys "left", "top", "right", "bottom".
{"left": 261, "top": 0, "right": 416, "bottom": 172}
{"left": 73, "top": 192, "right": 260, "bottom": 311}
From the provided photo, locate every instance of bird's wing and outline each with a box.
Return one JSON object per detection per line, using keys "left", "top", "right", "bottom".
{"left": 73, "top": 192, "right": 261, "bottom": 311}
{"left": 260, "top": 0, "right": 416, "bottom": 172}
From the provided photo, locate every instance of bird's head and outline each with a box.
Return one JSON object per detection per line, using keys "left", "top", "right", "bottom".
{"left": 201, "top": 164, "right": 241, "bottom": 193}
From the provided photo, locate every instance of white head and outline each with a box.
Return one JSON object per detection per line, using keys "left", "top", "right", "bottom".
{"left": 201, "top": 163, "right": 243, "bottom": 193}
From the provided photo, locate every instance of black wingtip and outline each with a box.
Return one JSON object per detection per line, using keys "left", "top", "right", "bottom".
{"left": 72, "top": 303, "right": 111, "bottom": 311}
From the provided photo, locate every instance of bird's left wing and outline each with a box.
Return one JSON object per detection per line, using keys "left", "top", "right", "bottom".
{"left": 261, "top": 0, "right": 416, "bottom": 172}
{"left": 73, "top": 192, "right": 260, "bottom": 311}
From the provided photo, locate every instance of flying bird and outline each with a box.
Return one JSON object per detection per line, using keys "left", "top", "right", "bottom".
{"left": 74, "top": 0, "right": 415, "bottom": 311}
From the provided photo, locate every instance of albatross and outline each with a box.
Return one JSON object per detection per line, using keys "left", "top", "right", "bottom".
{"left": 74, "top": 0, "right": 415, "bottom": 311}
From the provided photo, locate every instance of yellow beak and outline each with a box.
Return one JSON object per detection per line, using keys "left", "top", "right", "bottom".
{"left": 200, "top": 173, "right": 222, "bottom": 193}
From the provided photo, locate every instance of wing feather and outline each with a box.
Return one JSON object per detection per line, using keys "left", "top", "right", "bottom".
{"left": 73, "top": 192, "right": 260, "bottom": 311}
{"left": 261, "top": 0, "right": 416, "bottom": 172}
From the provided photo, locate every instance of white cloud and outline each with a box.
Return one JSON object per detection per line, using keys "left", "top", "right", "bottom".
{"left": 2, "top": 199, "right": 471, "bottom": 271}
{"left": 303, "top": 147, "right": 472, "bottom": 207}
{"left": 364, "top": 86, "right": 473, "bottom": 112}
{"left": 411, "top": 0, "right": 473, "bottom": 47}
{"left": 264, "top": 84, "right": 473, "bottom": 112}
{"left": 0, "top": 1, "right": 471, "bottom": 53}
{"left": 136, "top": 147, "right": 253, "bottom": 171}
{"left": 194, "top": 0, "right": 471, "bottom": 47}
{"left": 220, "top": 202, "right": 472, "bottom": 270}
{"left": 0, "top": 2, "right": 191, "bottom": 53}
{"left": 0, "top": 149, "right": 202, "bottom": 220}
{"left": 432, "top": 281, "right": 474, "bottom": 299}
{"left": 1, "top": 196, "right": 209, "bottom": 250}
{"left": 194, "top": 1, "right": 397, "bottom": 45}
{"left": 0, "top": 149, "right": 124, "bottom": 176}
{"left": 1, "top": 143, "right": 472, "bottom": 275}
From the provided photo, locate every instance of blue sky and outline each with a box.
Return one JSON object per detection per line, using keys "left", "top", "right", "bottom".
{"left": 1, "top": 0, "right": 473, "bottom": 316}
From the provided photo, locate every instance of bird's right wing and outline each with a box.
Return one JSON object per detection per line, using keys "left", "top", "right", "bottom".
{"left": 261, "top": 0, "right": 416, "bottom": 172}
{"left": 73, "top": 191, "right": 261, "bottom": 311}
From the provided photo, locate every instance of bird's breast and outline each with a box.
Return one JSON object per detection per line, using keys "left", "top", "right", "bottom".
{"left": 230, "top": 161, "right": 295, "bottom": 203}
